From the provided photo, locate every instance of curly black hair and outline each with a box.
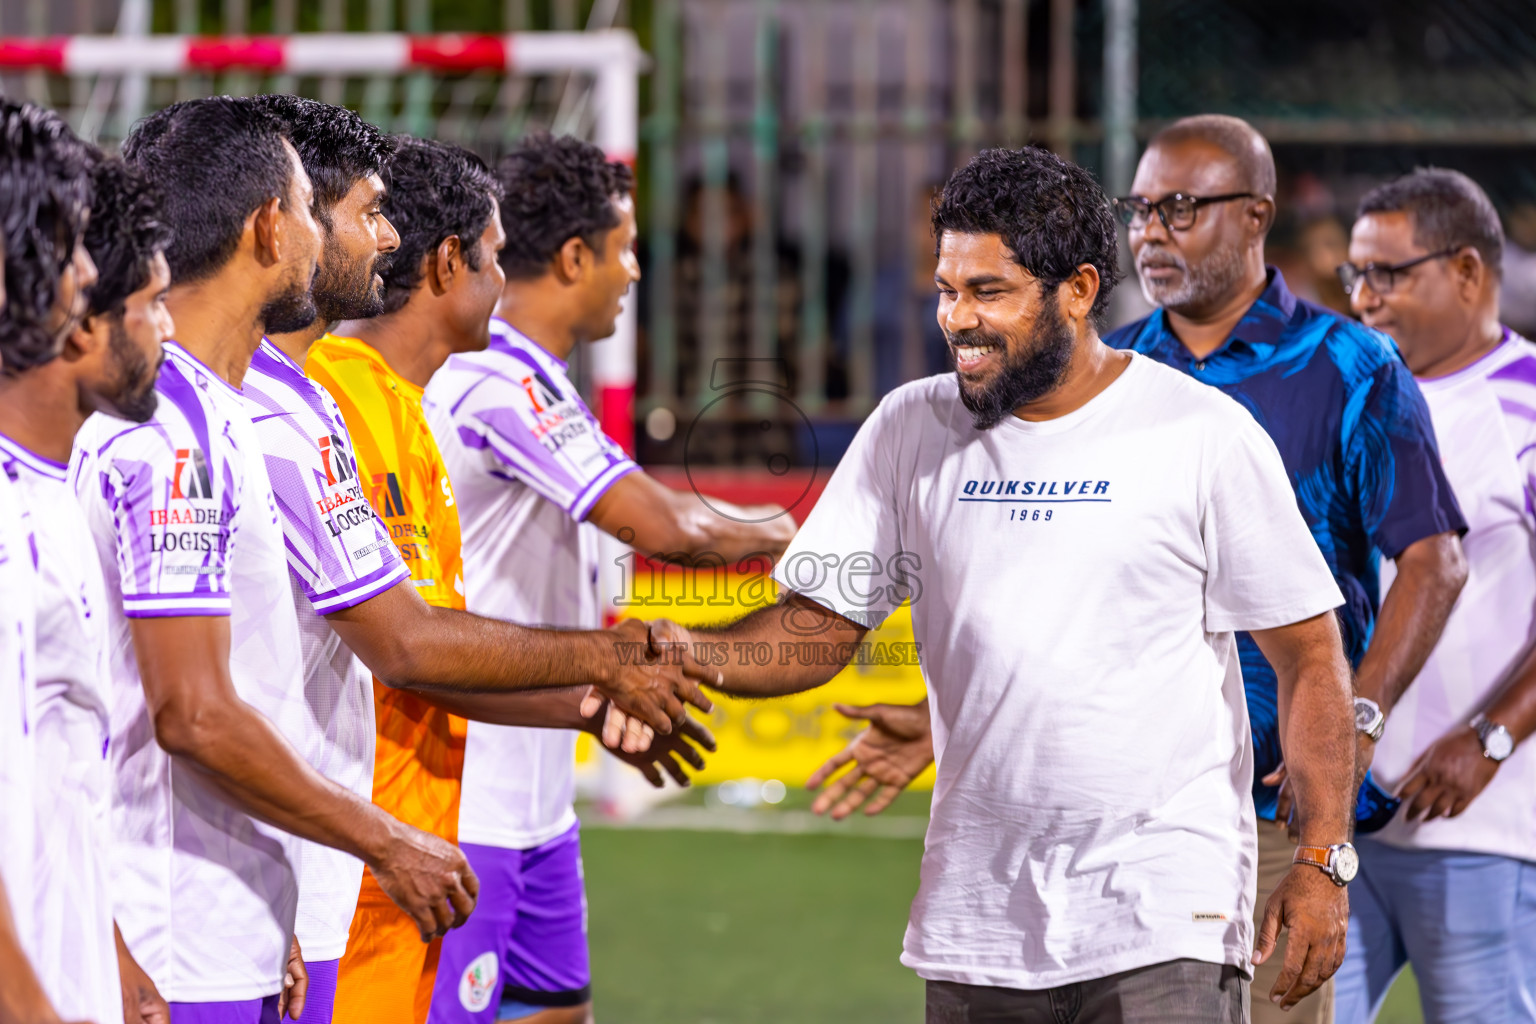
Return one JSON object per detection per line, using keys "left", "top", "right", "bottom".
{"left": 495, "top": 133, "right": 634, "bottom": 280}
{"left": 84, "top": 158, "right": 173, "bottom": 319}
{"left": 121, "top": 97, "right": 294, "bottom": 285}
{"left": 0, "top": 100, "right": 94, "bottom": 373}
{"left": 378, "top": 136, "right": 502, "bottom": 314}
{"left": 243, "top": 95, "right": 395, "bottom": 228}
{"left": 933, "top": 146, "right": 1121, "bottom": 321}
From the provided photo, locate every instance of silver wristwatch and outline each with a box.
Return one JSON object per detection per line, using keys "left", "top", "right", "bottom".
{"left": 1354, "top": 697, "right": 1386, "bottom": 742}
{"left": 1472, "top": 714, "right": 1515, "bottom": 762}
{"left": 1294, "top": 842, "right": 1359, "bottom": 887}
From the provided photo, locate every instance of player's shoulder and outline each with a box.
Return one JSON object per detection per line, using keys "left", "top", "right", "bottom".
{"left": 1474, "top": 331, "right": 1536, "bottom": 411}
{"left": 1483, "top": 330, "right": 1536, "bottom": 383}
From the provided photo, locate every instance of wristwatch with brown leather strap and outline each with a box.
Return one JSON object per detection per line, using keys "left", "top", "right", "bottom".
{"left": 1293, "top": 843, "right": 1359, "bottom": 887}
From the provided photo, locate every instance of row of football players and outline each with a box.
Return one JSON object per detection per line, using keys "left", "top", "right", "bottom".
{"left": 0, "top": 94, "right": 794, "bottom": 1024}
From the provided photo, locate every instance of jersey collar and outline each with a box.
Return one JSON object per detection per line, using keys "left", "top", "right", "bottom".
{"left": 0, "top": 431, "right": 68, "bottom": 482}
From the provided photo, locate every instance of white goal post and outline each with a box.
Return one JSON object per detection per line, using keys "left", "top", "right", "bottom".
{"left": 0, "top": 30, "right": 644, "bottom": 455}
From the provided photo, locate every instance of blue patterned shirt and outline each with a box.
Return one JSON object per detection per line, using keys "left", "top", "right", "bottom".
{"left": 1106, "top": 269, "right": 1466, "bottom": 819}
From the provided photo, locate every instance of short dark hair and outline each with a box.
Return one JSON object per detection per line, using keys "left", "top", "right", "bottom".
{"left": 933, "top": 146, "right": 1122, "bottom": 319}
{"left": 244, "top": 95, "right": 395, "bottom": 228}
{"left": 121, "top": 97, "right": 295, "bottom": 284}
{"left": 495, "top": 133, "right": 633, "bottom": 280}
{"left": 0, "top": 100, "right": 93, "bottom": 372}
{"left": 1148, "top": 114, "right": 1277, "bottom": 198}
{"left": 1357, "top": 168, "right": 1504, "bottom": 281}
{"left": 378, "top": 136, "right": 502, "bottom": 314}
{"left": 84, "top": 158, "right": 173, "bottom": 319}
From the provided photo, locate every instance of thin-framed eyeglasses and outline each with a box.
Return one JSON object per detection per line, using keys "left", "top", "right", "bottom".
{"left": 1112, "top": 192, "right": 1258, "bottom": 231}
{"left": 1336, "top": 249, "right": 1458, "bottom": 296}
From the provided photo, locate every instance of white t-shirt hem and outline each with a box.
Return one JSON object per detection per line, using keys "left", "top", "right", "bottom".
{"left": 457, "top": 806, "right": 578, "bottom": 852}
{"left": 902, "top": 939, "right": 1252, "bottom": 991}
{"left": 1367, "top": 830, "right": 1536, "bottom": 863}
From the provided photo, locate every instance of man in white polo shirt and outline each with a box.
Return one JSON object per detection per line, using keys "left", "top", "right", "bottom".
{"left": 1338, "top": 168, "right": 1536, "bottom": 1023}
{"left": 688, "top": 146, "right": 1359, "bottom": 1022}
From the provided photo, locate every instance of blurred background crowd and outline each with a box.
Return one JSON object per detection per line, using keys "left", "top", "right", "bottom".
{"left": 9, "top": 0, "right": 1536, "bottom": 471}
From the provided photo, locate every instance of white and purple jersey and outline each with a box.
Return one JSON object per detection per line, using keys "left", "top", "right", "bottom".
{"left": 73, "top": 341, "right": 307, "bottom": 1002}
{"left": 243, "top": 338, "right": 408, "bottom": 962}
{"left": 424, "top": 317, "right": 638, "bottom": 850}
{"left": 0, "top": 434, "right": 123, "bottom": 1024}
{"left": 1376, "top": 329, "right": 1536, "bottom": 860}
{"left": 0, "top": 458, "right": 36, "bottom": 957}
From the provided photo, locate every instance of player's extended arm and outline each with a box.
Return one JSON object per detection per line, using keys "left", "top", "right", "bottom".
{"left": 130, "top": 616, "right": 477, "bottom": 942}
{"left": 1395, "top": 624, "right": 1536, "bottom": 822}
{"left": 0, "top": 873, "right": 79, "bottom": 1024}
{"left": 326, "top": 581, "right": 716, "bottom": 733}
{"left": 587, "top": 470, "right": 797, "bottom": 565}
{"left": 695, "top": 592, "right": 869, "bottom": 698}
{"left": 1248, "top": 611, "right": 1355, "bottom": 1011}
{"left": 1354, "top": 531, "right": 1466, "bottom": 775}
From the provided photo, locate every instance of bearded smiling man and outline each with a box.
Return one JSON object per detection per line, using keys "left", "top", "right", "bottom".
{"left": 684, "top": 145, "right": 1360, "bottom": 1024}
{"left": 806, "top": 117, "right": 1472, "bottom": 1023}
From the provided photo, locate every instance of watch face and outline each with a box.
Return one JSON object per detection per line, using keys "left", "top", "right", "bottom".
{"left": 1354, "top": 699, "right": 1380, "bottom": 731}
{"left": 1486, "top": 726, "right": 1515, "bottom": 761}
{"left": 1332, "top": 845, "right": 1359, "bottom": 884}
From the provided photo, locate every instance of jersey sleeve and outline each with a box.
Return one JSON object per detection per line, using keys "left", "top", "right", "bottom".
{"left": 770, "top": 392, "right": 908, "bottom": 630}
{"left": 258, "top": 404, "right": 409, "bottom": 616}
{"left": 83, "top": 422, "right": 236, "bottom": 618}
{"left": 1202, "top": 412, "right": 1345, "bottom": 633}
{"left": 453, "top": 368, "right": 639, "bottom": 521}
{"left": 1346, "top": 355, "right": 1468, "bottom": 558}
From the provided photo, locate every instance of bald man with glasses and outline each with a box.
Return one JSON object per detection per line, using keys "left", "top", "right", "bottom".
{"left": 1107, "top": 114, "right": 1470, "bottom": 1024}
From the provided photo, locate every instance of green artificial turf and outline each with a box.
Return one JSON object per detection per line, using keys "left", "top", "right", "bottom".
{"left": 580, "top": 791, "right": 1424, "bottom": 1023}
{"left": 583, "top": 827, "right": 924, "bottom": 1022}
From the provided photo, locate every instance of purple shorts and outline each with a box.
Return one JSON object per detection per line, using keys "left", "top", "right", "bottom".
{"left": 426, "top": 824, "right": 591, "bottom": 1022}
{"left": 293, "top": 958, "right": 339, "bottom": 1024}
{"left": 170, "top": 995, "right": 280, "bottom": 1024}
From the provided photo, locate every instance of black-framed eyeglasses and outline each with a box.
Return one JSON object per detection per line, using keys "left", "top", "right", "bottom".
{"left": 1112, "top": 192, "right": 1258, "bottom": 231}
{"left": 1336, "top": 249, "right": 1459, "bottom": 296}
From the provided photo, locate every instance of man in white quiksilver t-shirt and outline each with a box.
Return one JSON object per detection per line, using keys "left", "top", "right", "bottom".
{"left": 423, "top": 134, "right": 791, "bottom": 1023}
{"left": 1337, "top": 168, "right": 1536, "bottom": 1022}
{"left": 690, "top": 146, "right": 1359, "bottom": 1022}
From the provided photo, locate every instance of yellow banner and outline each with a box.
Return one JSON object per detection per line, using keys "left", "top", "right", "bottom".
{"left": 586, "top": 566, "right": 934, "bottom": 790}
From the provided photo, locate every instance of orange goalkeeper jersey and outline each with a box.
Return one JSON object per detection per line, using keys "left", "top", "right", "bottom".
{"left": 306, "top": 333, "right": 468, "bottom": 849}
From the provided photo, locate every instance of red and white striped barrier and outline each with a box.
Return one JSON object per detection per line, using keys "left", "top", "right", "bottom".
{"left": 0, "top": 29, "right": 641, "bottom": 456}
{"left": 0, "top": 30, "right": 643, "bottom": 79}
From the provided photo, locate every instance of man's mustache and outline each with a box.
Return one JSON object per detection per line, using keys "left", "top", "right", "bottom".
{"left": 1137, "top": 246, "right": 1186, "bottom": 272}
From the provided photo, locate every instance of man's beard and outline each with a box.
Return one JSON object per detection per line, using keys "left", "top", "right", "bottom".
{"left": 105, "top": 318, "right": 161, "bottom": 424}
{"left": 950, "top": 296, "right": 1075, "bottom": 431}
{"left": 260, "top": 275, "right": 321, "bottom": 335}
{"left": 1136, "top": 241, "right": 1246, "bottom": 314}
{"left": 311, "top": 237, "right": 390, "bottom": 322}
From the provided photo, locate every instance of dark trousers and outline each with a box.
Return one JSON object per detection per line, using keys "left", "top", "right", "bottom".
{"left": 925, "top": 959, "right": 1249, "bottom": 1024}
